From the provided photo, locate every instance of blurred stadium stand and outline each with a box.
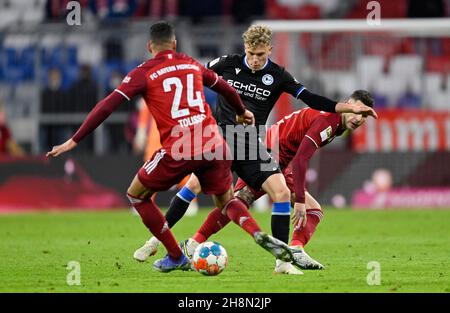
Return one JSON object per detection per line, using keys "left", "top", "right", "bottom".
{"left": 1, "top": 0, "right": 450, "bottom": 209}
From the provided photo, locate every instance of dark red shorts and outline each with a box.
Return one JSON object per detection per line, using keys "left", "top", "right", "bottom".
{"left": 138, "top": 149, "right": 232, "bottom": 195}
{"left": 234, "top": 163, "right": 296, "bottom": 199}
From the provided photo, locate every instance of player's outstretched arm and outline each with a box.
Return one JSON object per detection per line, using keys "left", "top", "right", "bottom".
{"left": 297, "top": 89, "right": 377, "bottom": 119}
{"left": 46, "top": 91, "right": 126, "bottom": 158}
{"left": 291, "top": 135, "right": 319, "bottom": 230}
{"left": 335, "top": 100, "right": 378, "bottom": 119}
{"left": 202, "top": 68, "right": 254, "bottom": 125}
{"left": 46, "top": 138, "right": 77, "bottom": 158}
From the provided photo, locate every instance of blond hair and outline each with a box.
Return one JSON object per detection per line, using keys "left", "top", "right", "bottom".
{"left": 242, "top": 25, "right": 272, "bottom": 48}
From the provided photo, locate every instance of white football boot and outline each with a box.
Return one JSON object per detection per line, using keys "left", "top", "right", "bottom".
{"left": 133, "top": 237, "right": 160, "bottom": 262}
{"left": 291, "top": 246, "right": 324, "bottom": 270}
{"left": 179, "top": 238, "right": 200, "bottom": 271}
{"left": 180, "top": 238, "right": 200, "bottom": 259}
{"left": 274, "top": 259, "right": 304, "bottom": 275}
{"left": 185, "top": 200, "right": 199, "bottom": 217}
{"left": 254, "top": 232, "right": 293, "bottom": 262}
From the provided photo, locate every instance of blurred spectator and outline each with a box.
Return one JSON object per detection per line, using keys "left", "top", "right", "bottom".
{"left": 89, "top": 0, "right": 138, "bottom": 20}
{"left": 134, "top": 0, "right": 178, "bottom": 18}
{"left": 107, "top": 69, "right": 133, "bottom": 113}
{"left": 179, "top": 0, "right": 223, "bottom": 24}
{"left": 231, "top": 0, "right": 265, "bottom": 24}
{"left": 107, "top": 69, "right": 124, "bottom": 94}
{"left": 133, "top": 98, "right": 160, "bottom": 159}
{"left": 368, "top": 88, "right": 389, "bottom": 109}
{"left": 41, "top": 67, "right": 69, "bottom": 113}
{"left": 45, "top": 0, "right": 70, "bottom": 21}
{"left": 46, "top": 0, "right": 91, "bottom": 21}
{"left": 104, "top": 38, "right": 124, "bottom": 62}
{"left": 407, "top": 0, "right": 446, "bottom": 18}
{"left": 397, "top": 85, "right": 422, "bottom": 109}
{"left": 0, "top": 101, "right": 25, "bottom": 156}
{"left": 266, "top": 0, "right": 321, "bottom": 19}
{"left": 69, "top": 64, "right": 98, "bottom": 112}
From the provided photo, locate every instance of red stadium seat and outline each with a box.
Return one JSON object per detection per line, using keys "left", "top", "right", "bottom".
{"left": 266, "top": 0, "right": 321, "bottom": 19}
{"left": 426, "top": 55, "right": 450, "bottom": 73}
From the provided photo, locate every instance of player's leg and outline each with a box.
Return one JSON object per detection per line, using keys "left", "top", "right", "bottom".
{"left": 178, "top": 175, "right": 199, "bottom": 217}
{"left": 290, "top": 191, "right": 324, "bottom": 270}
{"left": 210, "top": 188, "right": 293, "bottom": 262}
{"left": 261, "top": 173, "right": 291, "bottom": 244}
{"left": 190, "top": 178, "right": 264, "bottom": 244}
{"left": 133, "top": 173, "right": 201, "bottom": 262}
{"left": 167, "top": 174, "right": 201, "bottom": 224}
{"left": 196, "top": 159, "right": 294, "bottom": 263}
{"left": 128, "top": 150, "right": 191, "bottom": 272}
{"left": 127, "top": 177, "right": 189, "bottom": 272}
{"left": 258, "top": 173, "right": 304, "bottom": 275}
{"left": 233, "top": 142, "right": 292, "bottom": 246}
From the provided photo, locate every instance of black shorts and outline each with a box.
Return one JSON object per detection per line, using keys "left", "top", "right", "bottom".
{"left": 220, "top": 124, "right": 281, "bottom": 191}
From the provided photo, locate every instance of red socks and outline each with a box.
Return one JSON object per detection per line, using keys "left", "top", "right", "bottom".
{"left": 291, "top": 208, "right": 323, "bottom": 248}
{"left": 193, "top": 207, "right": 231, "bottom": 243}
{"left": 128, "top": 194, "right": 182, "bottom": 260}
{"left": 223, "top": 198, "right": 261, "bottom": 237}
{"left": 193, "top": 198, "right": 260, "bottom": 242}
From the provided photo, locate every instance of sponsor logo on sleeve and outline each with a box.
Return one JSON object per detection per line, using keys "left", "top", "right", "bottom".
{"left": 320, "top": 126, "right": 332, "bottom": 142}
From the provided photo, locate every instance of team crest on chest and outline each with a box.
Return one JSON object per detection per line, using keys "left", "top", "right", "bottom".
{"left": 262, "top": 74, "right": 274, "bottom": 85}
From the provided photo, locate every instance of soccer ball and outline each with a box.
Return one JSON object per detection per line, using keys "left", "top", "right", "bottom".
{"left": 192, "top": 241, "right": 228, "bottom": 276}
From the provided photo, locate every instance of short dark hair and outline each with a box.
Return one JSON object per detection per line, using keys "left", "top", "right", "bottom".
{"left": 149, "top": 21, "right": 175, "bottom": 44}
{"left": 350, "top": 89, "right": 374, "bottom": 108}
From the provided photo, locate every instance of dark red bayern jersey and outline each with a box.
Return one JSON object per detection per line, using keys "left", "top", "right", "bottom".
{"left": 266, "top": 108, "right": 344, "bottom": 167}
{"left": 0, "top": 125, "right": 11, "bottom": 154}
{"left": 115, "top": 50, "right": 223, "bottom": 158}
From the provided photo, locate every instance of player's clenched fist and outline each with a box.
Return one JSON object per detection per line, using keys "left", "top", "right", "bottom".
{"left": 46, "top": 139, "right": 77, "bottom": 158}
{"left": 236, "top": 109, "right": 255, "bottom": 126}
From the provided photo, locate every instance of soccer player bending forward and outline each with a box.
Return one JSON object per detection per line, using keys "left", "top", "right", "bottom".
{"left": 46, "top": 21, "right": 297, "bottom": 272}
{"left": 137, "top": 90, "right": 375, "bottom": 274}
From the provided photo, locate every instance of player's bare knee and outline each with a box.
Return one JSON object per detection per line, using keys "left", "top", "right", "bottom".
{"left": 213, "top": 188, "right": 234, "bottom": 210}
{"left": 271, "top": 186, "right": 290, "bottom": 203}
{"left": 316, "top": 204, "right": 323, "bottom": 212}
{"left": 305, "top": 192, "right": 322, "bottom": 212}
{"left": 290, "top": 193, "right": 296, "bottom": 207}
{"left": 185, "top": 176, "right": 201, "bottom": 194}
{"left": 234, "top": 187, "right": 255, "bottom": 208}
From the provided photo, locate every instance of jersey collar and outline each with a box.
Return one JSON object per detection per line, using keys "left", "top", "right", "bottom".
{"left": 154, "top": 50, "right": 175, "bottom": 58}
{"left": 243, "top": 55, "right": 270, "bottom": 72}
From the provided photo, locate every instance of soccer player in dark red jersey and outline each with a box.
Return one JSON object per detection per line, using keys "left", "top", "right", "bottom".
{"left": 46, "top": 21, "right": 296, "bottom": 272}
{"left": 134, "top": 25, "right": 377, "bottom": 274}
{"left": 181, "top": 90, "right": 375, "bottom": 274}
{"left": 0, "top": 102, "right": 24, "bottom": 156}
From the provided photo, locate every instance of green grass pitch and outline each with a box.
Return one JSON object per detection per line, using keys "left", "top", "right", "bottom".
{"left": 0, "top": 208, "right": 449, "bottom": 293}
